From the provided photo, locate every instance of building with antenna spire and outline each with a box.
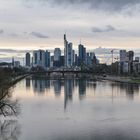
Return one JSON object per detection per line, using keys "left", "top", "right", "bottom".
{"left": 64, "top": 34, "right": 74, "bottom": 68}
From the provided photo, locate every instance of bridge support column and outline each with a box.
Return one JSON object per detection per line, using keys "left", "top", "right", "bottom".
{"left": 48, "top": 72, "right": 50, "bottom": 77}
{"left": 75, "top": 72, "right": 78, "bottom": 78}
{"left": 62, "top": 72, "right": 65, "bottom": 77}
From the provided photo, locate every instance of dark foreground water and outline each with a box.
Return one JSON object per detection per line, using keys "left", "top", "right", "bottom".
{"left": 1, "top": 77, "right": 140, "bottom": 140}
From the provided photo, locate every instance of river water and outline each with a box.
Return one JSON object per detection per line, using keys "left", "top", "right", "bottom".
{"left": 1, "top": 77, "right": 140, "bottom": 140}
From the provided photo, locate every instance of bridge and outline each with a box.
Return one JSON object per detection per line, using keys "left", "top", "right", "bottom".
{"left": 31, "top": 70, "right": 94, "bottom": 77}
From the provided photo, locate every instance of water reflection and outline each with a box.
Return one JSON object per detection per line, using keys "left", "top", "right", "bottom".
{"left": 78, "top": 80, "right": 86, "bottom": 100}
{"left": 53, "top": 80, "right": 61, "bottom": 97}
{"left": 110, "top": 82, "right": 139, "bottom": 100}
{"left": 26, "top": 77, "right": 30, "bottom": 89}
{"left": 0, "top": 85, "right": 21, "bottom": 140}
{"left": 11, "top": 77, "right": 140, "bottom": 140}
{"left": 26, "top": 77, "right": 140, "bottom": 108}
{"left": 0, "top": 87, "right": 19, "bottom": 116}
{"left": 64, "top": 79, "right": 74, "bottom": 109}
{"left": 0, "top": 120, "right": 20, "bottom": 140}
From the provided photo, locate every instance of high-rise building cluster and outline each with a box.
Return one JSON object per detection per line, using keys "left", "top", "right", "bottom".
{"left": 25, "top": 34, "right": 99, "bottom": 70}
{"left": 119, "top": 50, "right": 140, "bottom": 75}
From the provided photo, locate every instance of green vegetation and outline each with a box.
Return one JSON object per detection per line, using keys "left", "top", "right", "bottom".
{"left": 130, "top": 79, "right": 140, "bottom": 84}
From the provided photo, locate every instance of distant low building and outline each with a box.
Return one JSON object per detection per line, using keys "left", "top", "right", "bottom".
{"left": 0, "top": 62, "right": 13, "bottom": 68}
{"left": 119, "top": 50, "right": 138, "bottom": 75}
{"left": 14, "top": 61, "right": 20, "bottom": 68}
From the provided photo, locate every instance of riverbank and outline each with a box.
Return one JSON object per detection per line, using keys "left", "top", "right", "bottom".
{"left": 0, "top": 74, "right": 29, "bottom": 89}
{"left": 97, "top": 75, "right": 140, "bottom": 84}
{"left": 0, "top": 74, "right": 29, "bottom": 117}
{"left": 31, "top": 73, "right": 97, "bottom": 80}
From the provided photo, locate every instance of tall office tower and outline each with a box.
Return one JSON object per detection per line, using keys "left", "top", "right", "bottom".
{"left": 120, "top": 50, "right": 127, "bottom": 62}
{"left": 60, "top": 56, "right": 64, "bottom": 67}
{"left": 127, "top": 51, "right": 134, "bottom": 74}
{"left": 72, "top": 50, "right": 75, "bottom": 66}
{"left": 38, "top": 50, "right": 46, "bottom": 67}
{"left": 64, "top": 34, "right": 73, "bottom": 68}
{"left": 75, "top": 54, "right": 78, "bottom": 66}
{"left": 64, "top": 34, "right": 68, "bottom": 67}
{"left": 78, "top": 44, "right": 86, "bottom": 65}
{"left": 127, "top": 51, "right": 134, "bottom": 62}
{"left": 45, "top": 50, "right": 50, "bottom": 68}
{"left": 86, "top": 52, "right": 91, "bottom": 66}
{"left": 33, "top": 50, "right": 46, "bottom": 68}
{"left": 25, "top": 52, "right": 31, "bottom": 67}
{"left": 90, "top": 52, "right": 97, "bottom": 64}
{"left": 67, "top": 42, "right": 73, "bottom": 67}
{"left": 54, "top": 48, "right": 61, "bottom": 61}
{"left": 33, "top": 51, "right": 38, "bottom": 66}
{"left": 50, "top": 56, "right": 54, "bottom": 67}
{"left": 54, "top": 48, "right": 61, "bottom": 67}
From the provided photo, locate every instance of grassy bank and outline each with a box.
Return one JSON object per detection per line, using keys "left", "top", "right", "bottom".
{"left": 97, "top": 75, "right": 140, "bottom": 84}
{"left": 129, "top": 79, "right": 140, "bottom": 84}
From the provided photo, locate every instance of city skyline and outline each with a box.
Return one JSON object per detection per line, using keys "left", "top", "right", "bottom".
{"left": 0, "top": 0, "right": 140, "bottom": 50}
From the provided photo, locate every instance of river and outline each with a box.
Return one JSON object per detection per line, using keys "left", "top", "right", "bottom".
{"left": 1, "top": 77, "right": 140, "bottom": 140}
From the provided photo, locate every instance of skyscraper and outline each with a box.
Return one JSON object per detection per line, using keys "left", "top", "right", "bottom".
{"left": 54, "top": 48, "right": 61, "bottom": 62}
{"left": 78, "top": 44, "right": 86, "bottom": 66}
{"left": 45, "top": 50, "right": 50, "bottom": 68}
{"left": 54, "top": 48, "right": 61, "bottom": 67}
{"left": 127, "top": 51, "right": 134, "bottom": 62}
{"left": 64, "top": 34, "right": 68, "bottom": 67}
{"left": 25, "top": 52, "right": 31, "bottom": 67}
{"left": 33, "top": 50, "right": 46, "bottom": 68}
{"left": 64, "top": 34, "right": 74, "bottom": 68}
{"left": 120, "top": 50, "right": 127, "bottom": 62}
{"left": 67, "top": 42, "right": 73, "bottom": 67}
{"left": 33, "top": 51, "right": 38, "bottom": 66}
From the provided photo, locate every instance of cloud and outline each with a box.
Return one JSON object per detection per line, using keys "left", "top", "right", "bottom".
{"left": 92, "top": 25, "right": 116, "bottom": 33}
{"left": 0, "top": 49, "right": 33, "bottom": 53}
{"left": 8, "top": 33, "right": 19, "bottom": 38}
{"left": 0, "top": 29, "right": 4, "bottom": 34}
{"left": 24, "top": 0, "right": 140, "bottom": 12}
{"left": 30, "top": 32, "right": 49, "bottom": 38}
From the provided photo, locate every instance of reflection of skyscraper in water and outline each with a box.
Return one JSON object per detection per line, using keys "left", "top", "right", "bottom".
{"left": 45, "top": 80, "right": 51, "bottom": 90}
{"left": 32, "top": 79, "right": 46, "bottom": 94}
{"left": 118, "top": 83, "right": 139, "bottom": 100}
{"left": 126, "top": 84, "right": 139, "bottom": 100}
{"left": 78, "top": 80, "right": 86, "bottom": 100}
{"left": 64, "top": 79, "right": 74, "bottom": 110}
{"left": 26, "top": 78, "right": 31, "bottom": 89}
{"left": 53, "top": 80, "right": 61, "bottom": 97}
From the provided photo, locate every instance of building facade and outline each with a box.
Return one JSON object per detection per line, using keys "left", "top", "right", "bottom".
{"left": 25, "top": 52, "right": 31, "bottom": 67}
{"left": 78, "top": 44, "right": 86, "bottom": 66}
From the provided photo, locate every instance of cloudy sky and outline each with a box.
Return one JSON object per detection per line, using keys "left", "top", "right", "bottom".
{"left": 0, "top": 0, "right": 140, "bottom": 51}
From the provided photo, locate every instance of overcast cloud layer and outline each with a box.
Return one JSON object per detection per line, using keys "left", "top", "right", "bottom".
{"left": 24, "top": 0, "right": 140, "bottom": 12}
{"left": 0, "top": 0, "right": 140, "bottom": 51}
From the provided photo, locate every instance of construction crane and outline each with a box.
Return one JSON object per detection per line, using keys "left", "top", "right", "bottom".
{"left": 111, "top": 49, "right": 120, "bottom": 64}
{"left": 104, "top": 49, "right": 119, "bottom": 65}
{"left": 111, "top": 49, "right": 115, "bottom": 64}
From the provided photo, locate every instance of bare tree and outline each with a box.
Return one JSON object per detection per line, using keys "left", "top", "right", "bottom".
{"left": 0, "top": 86, "right": 20, "bottom": 117}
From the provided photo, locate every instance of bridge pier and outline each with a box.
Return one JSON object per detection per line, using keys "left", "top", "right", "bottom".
{"left": 62, "top": 72, "right": 65, "bottom": 77}
{"left": 47, "top": 72, "right": 50, "bottom": 77}
{"left": 75, "top": 72, "right": 78, "bottom": 78}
